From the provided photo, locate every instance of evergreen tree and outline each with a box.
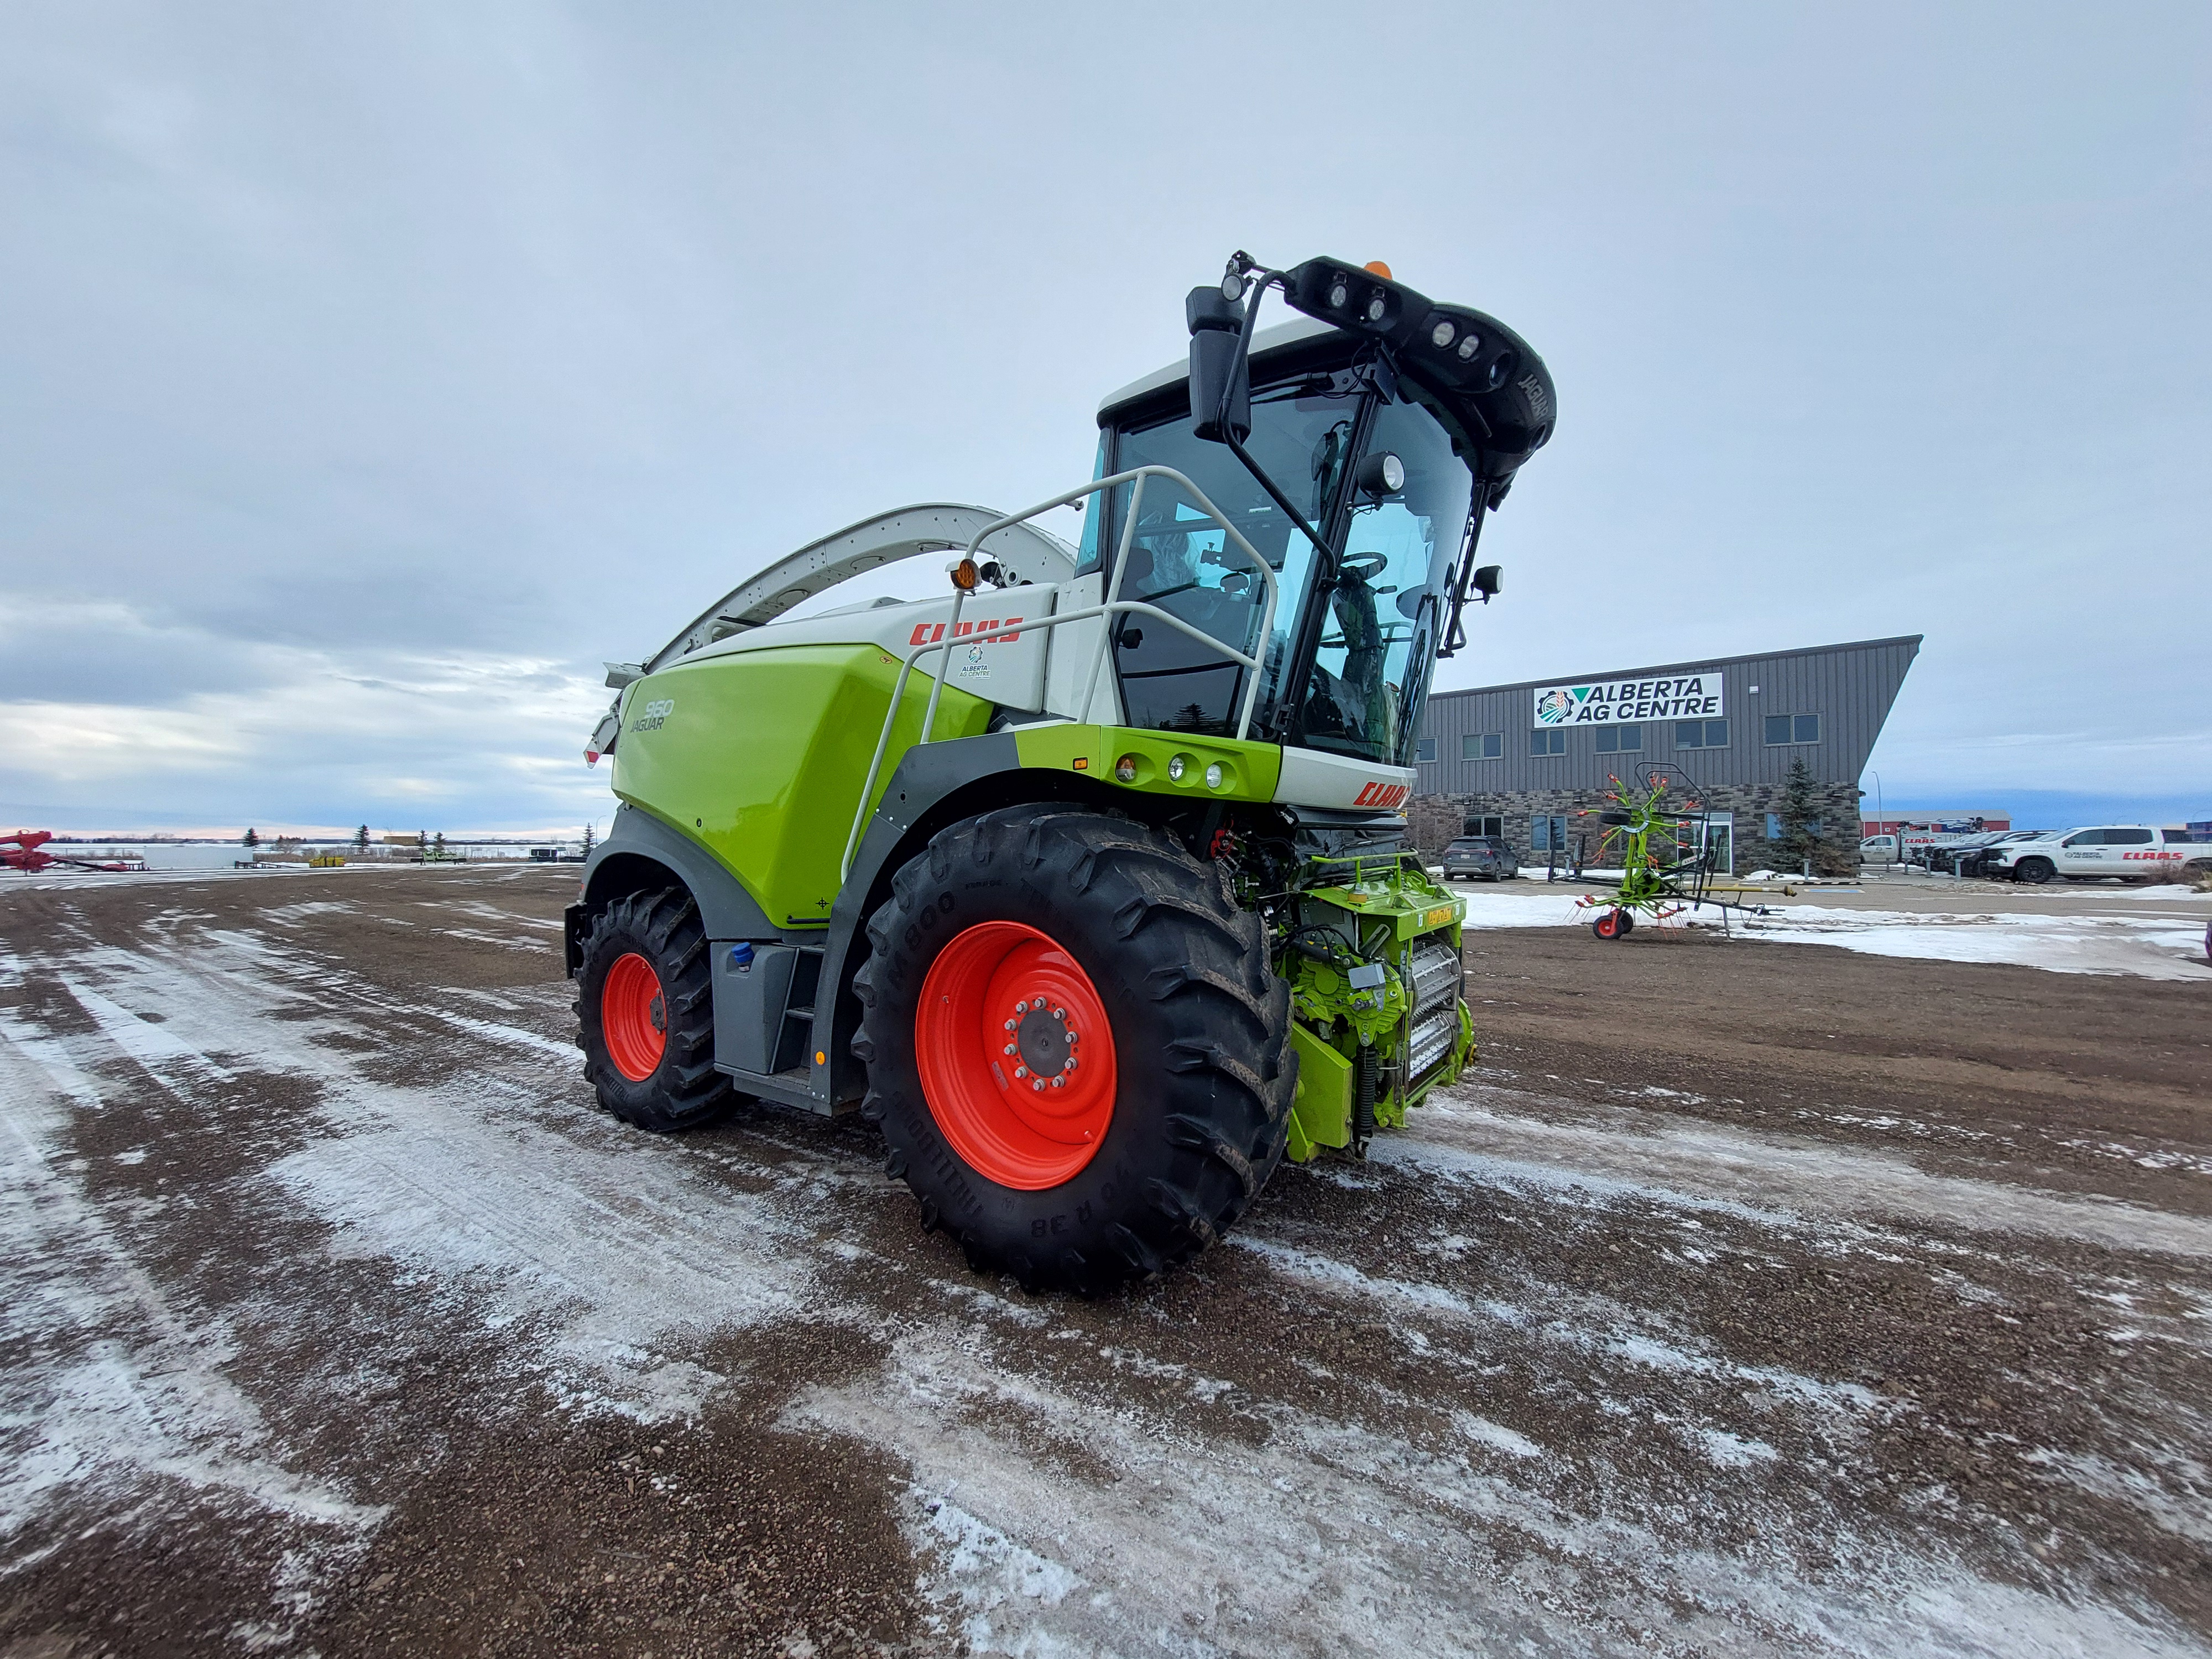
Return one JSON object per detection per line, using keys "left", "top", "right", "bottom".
{"left": 1776, "top": 757, "right": 1826, "bottom": 870}
{"left": 242, "top": 827, "right": 258, "bottom": 849}
{"left": 432, "top": 831, "right": 447, "bottom": 859}
{"left": 353, "top": 824, "right": 369, "bottom": 851}
{"left": 582, "top": 822, "right": 596, "bottom": 855}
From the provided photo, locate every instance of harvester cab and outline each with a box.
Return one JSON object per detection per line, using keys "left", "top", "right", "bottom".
{"left": 567, "top": 252, "right": 1556, "bottom": 1292}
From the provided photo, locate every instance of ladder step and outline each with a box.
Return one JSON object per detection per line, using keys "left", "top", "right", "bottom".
{"left": 782, "top": 1005, "right": 813, "bottom": 1021}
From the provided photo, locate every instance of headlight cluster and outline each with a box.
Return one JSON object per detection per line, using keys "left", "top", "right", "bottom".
{"left": 1281, "top": 257, "right": 1527, "bottom": 400}
{"left": 1114, "top": 752, "right": 1234, "bottom": 792}
{"left": 1294, "top": 262, "right": 1405, "bottom": 340}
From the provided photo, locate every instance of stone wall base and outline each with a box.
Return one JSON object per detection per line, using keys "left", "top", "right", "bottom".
{"left": 1411, "top": 781, "right": 1860, "bottom": 878}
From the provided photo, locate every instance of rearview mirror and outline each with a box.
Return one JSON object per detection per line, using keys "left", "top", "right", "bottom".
{"left": 1186, "top": 286, "right": 1250, "bottom": 444}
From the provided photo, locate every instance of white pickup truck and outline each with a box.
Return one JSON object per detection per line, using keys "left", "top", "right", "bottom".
{"left": 1984, "top": 826, "right": 2212, "bottom": 885}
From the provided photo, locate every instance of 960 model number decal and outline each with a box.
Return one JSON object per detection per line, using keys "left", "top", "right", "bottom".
{"left": 630, "top": 698, "right": 674, "bottom": 732}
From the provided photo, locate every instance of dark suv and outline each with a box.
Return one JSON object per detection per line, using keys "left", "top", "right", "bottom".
{"left": 1442, "top": 836, "right": 1520, "bottom": 882}
{"left": 1952, "top": 830, "right": 2043, "bottom": 879}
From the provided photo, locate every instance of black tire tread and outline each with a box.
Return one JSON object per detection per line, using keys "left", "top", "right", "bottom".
{"left": 575, "top": 888, "right": 732, "bottom": 1133}
{"left": 852, "top": 803, "right": 1293, "bottom": 1294}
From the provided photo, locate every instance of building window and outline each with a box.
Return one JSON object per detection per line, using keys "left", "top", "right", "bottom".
{"left": 1594, "top": 723, "right": 1643, "bottom": 754}
{"left": 1463, "top": 732, "right": 1504, "bottom": 760}
{"left": 1416, "top": 738, "right": 1437, "bottom": 762}
{"left": 1674, "top": 719, "right": 1729, "bottom": 749}
{"left": 1764, "top": 713, "right": 1820, "bottom": 745}
{"left": 1531, "top": 729, "right": 1567, "bottom": 757}
{"left": 1531, "top": 814, "right": 1570, "bottom": 851}
{"left": 1464, "top": 815, "right": 1504, "bottom": 838}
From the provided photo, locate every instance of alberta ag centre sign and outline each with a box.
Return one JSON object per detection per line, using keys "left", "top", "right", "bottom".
{"left": 1533, "top": 672, "right": 1725, "bottom": 727}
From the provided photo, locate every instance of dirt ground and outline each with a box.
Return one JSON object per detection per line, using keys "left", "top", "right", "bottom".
{"left": 2, "top": 865, "right": 2207, "bottom": 1657}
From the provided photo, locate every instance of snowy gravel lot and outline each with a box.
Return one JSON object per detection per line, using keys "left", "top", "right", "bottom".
{"left": 2, "top": 865, "right": 2208, "bottom": 1656}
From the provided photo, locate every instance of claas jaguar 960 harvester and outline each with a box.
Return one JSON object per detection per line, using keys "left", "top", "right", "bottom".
{"left": 567, "top": 252, "right": 1556, "bottom": 1292}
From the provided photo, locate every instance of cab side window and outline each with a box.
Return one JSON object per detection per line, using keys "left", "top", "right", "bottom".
{"left": 2106, "top": 828, "right": 2154, "bottom": 845}
{"left": 2061, "top": 830, "right": 2105, "bottom": 846}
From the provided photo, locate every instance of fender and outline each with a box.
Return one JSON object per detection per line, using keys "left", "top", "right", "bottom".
{"left": 564, "top": 804, "right": 780, "bottom": 975}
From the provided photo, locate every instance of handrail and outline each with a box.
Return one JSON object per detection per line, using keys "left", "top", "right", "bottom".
{"left": 839, "top": 598, "right": 1270, "bottom": 880}
{"left": 955, "top": 466, "right": 1279, "bottom": 741}
{"left": 839, "top": 467, "right": 1284, "bottom": 883}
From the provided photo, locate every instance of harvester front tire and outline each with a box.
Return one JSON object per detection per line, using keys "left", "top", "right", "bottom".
{"left": 852, "top": 806, "right": 1294, "bottom": 1295}
{"left": 575, "top": 888, "right": 733, "bottom": 1134}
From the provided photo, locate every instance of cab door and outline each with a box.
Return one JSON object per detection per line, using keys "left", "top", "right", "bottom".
{"left": 2056, "top": 829, "right": 2107, "bottom": 874}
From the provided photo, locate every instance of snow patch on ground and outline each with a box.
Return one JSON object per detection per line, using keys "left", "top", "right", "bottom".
{"left": 1734, "top": 906, "right": 2212, "bottom": 980}
{"left": 0, "top": 1033, "right": 384, "bottom": 1554}
{"left": 1397, "top": 1087, "right": 2212, "bottom": 1260}
{"left": 1455, "top": 891, "right": 2212, "bottom": 979}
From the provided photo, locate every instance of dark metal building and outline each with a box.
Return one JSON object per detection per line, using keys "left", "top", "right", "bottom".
{"left": 1411, "top": 635, "right": 1922, "bottom": 875}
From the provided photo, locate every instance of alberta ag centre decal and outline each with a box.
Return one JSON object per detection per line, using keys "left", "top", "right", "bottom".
{"left": 1533, "top": 672, "right": 1724, "bottom": 727}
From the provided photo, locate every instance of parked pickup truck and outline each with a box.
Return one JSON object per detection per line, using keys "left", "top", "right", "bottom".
{"left": 1985, "top": 826, "right": 2212, "bottom": 885}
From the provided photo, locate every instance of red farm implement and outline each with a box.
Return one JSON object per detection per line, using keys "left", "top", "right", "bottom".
{"left": 2, "top": 831, "right": 142, "bottom": 874}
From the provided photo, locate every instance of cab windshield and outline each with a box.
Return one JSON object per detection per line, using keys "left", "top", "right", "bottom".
{"left": 1095, "top": 375, "right": 1474, "bottom": 766}
{"left": 1292, "top": 395, "right": 1472, "bottom": 765}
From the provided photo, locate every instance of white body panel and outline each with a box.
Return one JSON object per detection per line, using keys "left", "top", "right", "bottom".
{"left": 678, "top": 587, "right": 1058, "bottom": 714}
{"left": 1272, "top": 746, "right": 1415, "bottom": 813}
{"left": 1038, "top": 571, "right": 1123, "bottom": 725}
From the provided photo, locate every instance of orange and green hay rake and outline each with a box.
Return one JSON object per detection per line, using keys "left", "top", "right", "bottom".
{"left": 1569, "top": 764, "right": 1783, "bottom": 940}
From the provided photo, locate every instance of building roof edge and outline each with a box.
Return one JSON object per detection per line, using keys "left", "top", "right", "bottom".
{"left": 1427, "top": 634, "right": 1924, "bottom": 703}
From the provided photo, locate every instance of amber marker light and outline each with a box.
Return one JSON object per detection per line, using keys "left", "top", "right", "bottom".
{"left": 1364, "top": 260, "right": 1393, "bottom": 278}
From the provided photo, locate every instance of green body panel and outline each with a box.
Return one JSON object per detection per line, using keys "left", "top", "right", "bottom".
{"left": 1280, "top": 855, "right": 1477, "bottom": 1163}
{"left": 1011, "top": 724, "right": 1282, "bottom": 802}
{"left": 612, "top": 644, "right": 992, "bottom": 928}
{"left": 1285, "top": 1026, "right": 1352, "bottom": 1161}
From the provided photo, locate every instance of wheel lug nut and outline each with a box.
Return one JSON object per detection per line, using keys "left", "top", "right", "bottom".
{"left": 1014, "top": 1066, "right": 1026, "bottom": 1078}
{"left": 1032, "top": 1079, "right": 1044, "bottom": 1092}
{"left": 1051, "top": 1077, "right": 1065, "bottom": 1089}
{"left": 1003, "top": 1044, "right": 1016, "bottom": 1056}
{"left": 1003, "top": 1019, "right": 1016, "bottom": 1031}
{"left": 1052, "top": 1006, "right": 1065, "bottom": 1021}
{"left": 1014, "top": 1000, "right": 1027, "bottom": 1014}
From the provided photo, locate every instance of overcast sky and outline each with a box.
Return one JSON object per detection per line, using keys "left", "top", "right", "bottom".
{"left": 3, "top": 2, "right": 2206, "bottom": 836}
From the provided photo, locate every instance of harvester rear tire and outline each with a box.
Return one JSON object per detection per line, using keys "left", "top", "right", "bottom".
{"left": 852, "top": 805, "right": 1294, "bottom": 1295}
{"left": 575, "top": 888, "right": 733, "bottom": 1134}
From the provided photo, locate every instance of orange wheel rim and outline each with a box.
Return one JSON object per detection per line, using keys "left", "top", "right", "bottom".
{"left": 602, "top": 951, "right": 667, "bottom": 1081}
{"left": 915, "top": 920, "right": 1117, "bottom": 1190}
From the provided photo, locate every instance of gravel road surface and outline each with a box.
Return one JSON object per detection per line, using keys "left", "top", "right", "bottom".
{"left": 3, "top": 867, "right": 2206, "bottom": 1656}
